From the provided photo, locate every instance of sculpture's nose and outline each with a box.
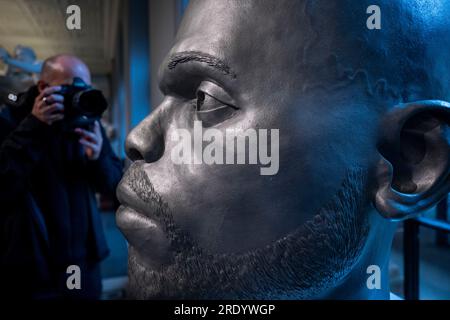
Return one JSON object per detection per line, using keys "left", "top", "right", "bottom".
{"left": 125, "top": 108, "right": 165, "bottom": 163}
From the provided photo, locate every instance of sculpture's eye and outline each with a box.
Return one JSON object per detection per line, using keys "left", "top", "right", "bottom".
{"left": 194, "top": 81, "right": 238, "bottom": 127}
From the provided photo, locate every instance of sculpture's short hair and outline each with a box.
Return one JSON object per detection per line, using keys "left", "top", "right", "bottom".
{"left": 288, "top": 0, "right": 450, "bottom": 103}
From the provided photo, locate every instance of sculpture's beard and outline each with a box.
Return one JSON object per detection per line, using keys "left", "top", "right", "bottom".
{"left": 126, "top": 168, "right": 370, "bottom": 299}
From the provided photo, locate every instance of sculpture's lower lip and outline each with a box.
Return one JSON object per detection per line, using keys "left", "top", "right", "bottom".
{"left": 116, "top": 205, "right": 173, "bottom": 269}
{"left": 116, "top": 205, "right": 158, "bottom": 233}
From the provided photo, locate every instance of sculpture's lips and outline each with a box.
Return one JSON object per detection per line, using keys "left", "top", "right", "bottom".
{"left": 116, "top": 162, "right": 155, "bottom": 217}
{"left": 116, "top": 164, "right": 174, "bottom": 269}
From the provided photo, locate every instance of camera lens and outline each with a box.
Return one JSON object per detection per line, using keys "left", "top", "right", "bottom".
{"left": 76, "top": 89, "right": 108, "bottom": 117}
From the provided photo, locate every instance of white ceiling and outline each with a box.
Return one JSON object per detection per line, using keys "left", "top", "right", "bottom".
{"left": 0, "top": 0, "right": 119, "bottom": 75}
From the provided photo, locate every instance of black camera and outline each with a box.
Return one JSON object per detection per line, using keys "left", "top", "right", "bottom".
{"left": 58, "top": 77, "right": 108, "bottom": 130}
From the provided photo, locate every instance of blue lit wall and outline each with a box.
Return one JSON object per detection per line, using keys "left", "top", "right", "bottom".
{"left": 111, "top": 21, "right": 127, "bottom": 159}
{"left": 180, "top": 0, "right": 190, "bottom": 14}
{"left": 128, "top": 0, "right": 151, "bottom": 129}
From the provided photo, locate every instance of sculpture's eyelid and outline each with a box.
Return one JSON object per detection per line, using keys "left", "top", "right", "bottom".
{"left": 197, "top": 81, "right": 238, "bottom": 108}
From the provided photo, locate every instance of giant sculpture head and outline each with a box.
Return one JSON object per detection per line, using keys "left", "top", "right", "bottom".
{"left": 117, "top": 0, "right": 450, "bottom": 299}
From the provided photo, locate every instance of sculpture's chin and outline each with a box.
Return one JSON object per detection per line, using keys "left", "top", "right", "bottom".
{"left": 125, "top": 168, "right": 370, "bottom": 300}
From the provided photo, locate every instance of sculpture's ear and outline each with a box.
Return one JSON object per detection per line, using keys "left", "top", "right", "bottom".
{"left": 374, "top": 100, "right": 450, "bottom": 220}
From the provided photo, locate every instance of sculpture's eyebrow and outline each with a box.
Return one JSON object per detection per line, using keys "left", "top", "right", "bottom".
{"left": 167, "top": 51, "right": 236, "bottom": 79}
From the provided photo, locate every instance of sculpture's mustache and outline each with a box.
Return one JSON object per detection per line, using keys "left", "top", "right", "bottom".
{"left": 125, "top": 162, "right": 161, "bottom": 208}
{"left": 123, "top": 162, "right": 197, "bottom": 252}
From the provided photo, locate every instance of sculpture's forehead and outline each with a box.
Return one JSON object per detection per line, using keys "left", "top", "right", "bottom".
{"left": 166, "top": 0, "right": 450, "bottom": 102}
{"left": 175, "top": 0, "right": 283, "bottom": 43}
{"left": 169, "top": 0, "right": 311, "bottom": 78}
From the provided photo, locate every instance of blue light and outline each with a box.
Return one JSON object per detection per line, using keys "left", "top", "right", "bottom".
{"left": 180, "top": 0, "right": 189, "bottom": 15}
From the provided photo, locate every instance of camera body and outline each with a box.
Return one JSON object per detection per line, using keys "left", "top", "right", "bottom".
{"left": 58, "top": 77, "right": 107, "bottom": 130}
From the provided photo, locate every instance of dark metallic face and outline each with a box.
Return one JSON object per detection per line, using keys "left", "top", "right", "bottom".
{"left": 117, "top": 0, "right": 450, "bottom": 299}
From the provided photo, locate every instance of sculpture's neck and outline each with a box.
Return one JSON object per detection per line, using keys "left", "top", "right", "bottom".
{"left": 315, "top": 211, "right": 398, "bottom": 300}
{"left": 321, "top": 222, "right": 397, "bottom": 299}
{"left": 307, "top": 257, "right": 391, "bottom": 300}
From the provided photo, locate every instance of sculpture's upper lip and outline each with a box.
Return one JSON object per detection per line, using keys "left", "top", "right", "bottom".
{"left": 116, "top": 162, "right": 163, "bottom": 234}
{"left": 116, "top": 181, "right": 138, "bottom": 212}
{"left": 116, "top": 161, "right": 153, "bottom": 218}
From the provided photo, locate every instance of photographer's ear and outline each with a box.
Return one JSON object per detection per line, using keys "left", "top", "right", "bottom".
{"left": 37, "top": 80, "right": 48, "bottom": 93}
{"left": 374, "top": 100, "right": 450, "bottom": 220}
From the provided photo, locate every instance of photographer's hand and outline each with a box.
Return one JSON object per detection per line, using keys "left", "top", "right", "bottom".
{"left": 32, "top": 86, "right": 64, "bottom": 125}
{"left": 75, "top": 121, "right": 103, "bottom": 161}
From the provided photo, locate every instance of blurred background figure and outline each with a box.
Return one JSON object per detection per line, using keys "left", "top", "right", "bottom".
{"left": 0, "top": 0, "right": 189, "bottom": 300}
{"left": 0, "top": 54, "right": 123, "bottom": 299}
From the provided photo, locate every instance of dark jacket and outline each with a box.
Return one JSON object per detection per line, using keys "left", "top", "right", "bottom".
{"left": 0, "top": 86, "right": 123, "bottom": 298}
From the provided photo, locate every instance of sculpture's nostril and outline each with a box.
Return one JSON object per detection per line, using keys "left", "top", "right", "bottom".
{"left": 125, "top": 108, "right": 166, "bottom": 163}
{"left": 127, "top": 146, "right": 144, "bottom": 161}
{"left": 125, "top": 132, "right": 165, "bottom": 163}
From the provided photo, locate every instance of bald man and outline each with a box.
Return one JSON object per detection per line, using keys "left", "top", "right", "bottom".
{"left": 0, "top": 55, "right": 123, "bottom": 299}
